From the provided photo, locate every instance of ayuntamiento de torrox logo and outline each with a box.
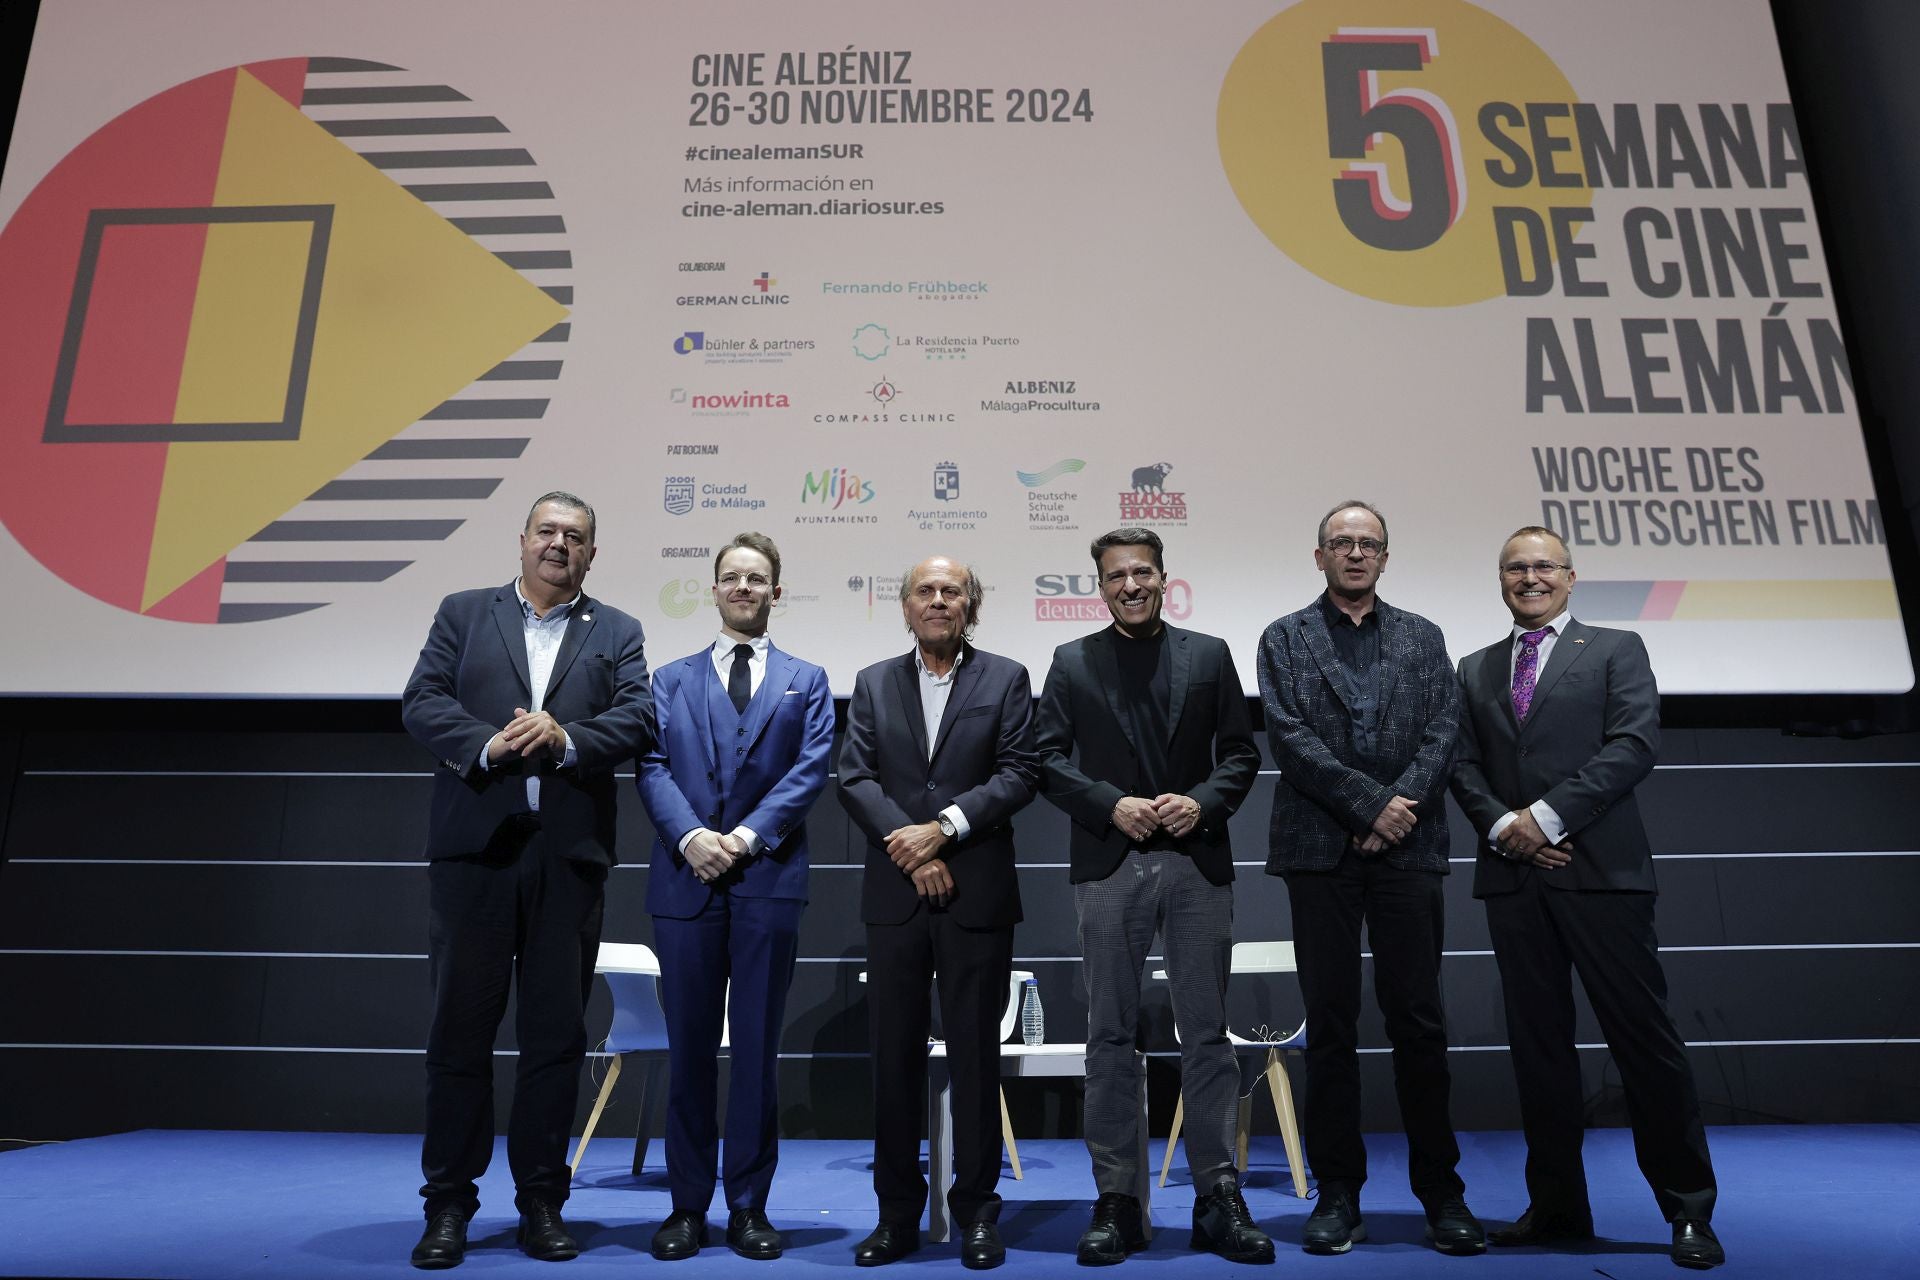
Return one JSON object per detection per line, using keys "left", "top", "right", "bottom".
{"left": 0, "top": 57, "right": 569, "bottom": 621}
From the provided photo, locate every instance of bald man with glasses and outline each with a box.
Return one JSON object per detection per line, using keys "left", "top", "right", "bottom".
{"left": 1451, "top": 525, "right": 1721, "bottom": 1269}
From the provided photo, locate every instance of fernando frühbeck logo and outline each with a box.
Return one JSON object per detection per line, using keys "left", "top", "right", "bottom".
{"left": 821, "top": 276, "right": 989, "bottom": 301}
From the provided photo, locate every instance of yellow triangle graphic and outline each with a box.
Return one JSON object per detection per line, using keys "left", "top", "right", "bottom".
{"left": 145, "top": 69, "right": 568, "bottom": 608}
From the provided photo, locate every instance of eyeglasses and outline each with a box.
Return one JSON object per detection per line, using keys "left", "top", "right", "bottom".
{"left": 1323, "top": 536, "right": 1385, "bottom": 558}
{"left": 1499, "top": 561, "right": 1570, "bottom": 578}
{"left": 717, "top": 572, "right": 772, "bottom": 589}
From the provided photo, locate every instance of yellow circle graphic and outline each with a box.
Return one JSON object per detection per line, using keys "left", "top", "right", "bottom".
{"left": 1219, "top": 0, "right": 1585, "bottom": 307}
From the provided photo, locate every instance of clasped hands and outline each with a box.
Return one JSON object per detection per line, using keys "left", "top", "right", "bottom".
{"left": 1496, "top": 808, "right": 1575, "bottom": 868}
{"left": 1111, "top": 793, "right": 1203, "bottom": 843}
{"left": 487, "top": 707, "right": 567, "bottom": 764}
{"left": 1353, "top": 794, "right": 1420, "bottom": 855}
{"left": 885, "top": 822, "right": 953, "bottom": 905}
{"left": 684, "top": 829, "right": 750, "bottom": 883}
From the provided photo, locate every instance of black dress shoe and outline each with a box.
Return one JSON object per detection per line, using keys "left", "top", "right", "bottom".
{"left": 728, "top": 1208, "right": 784, "bottom": 1260}
{"left": 854, "top": 1222, "right": 921, "bottom": 1267}
{"left": 1301, "top": 1187, "right": 1364, "bottom": 1255}
{"left": 1078, "top": 1192, "right": 1147, "bottom": 1265}
{"left": 411, "top": 1207, "right": 469, "bottom": 1269}
{"left": 517, "top": 1200, "right": 580, "bottom": 1262}
{"left": 651, "top": 1211, "right": 708, "bottom": 1261}
{"left": 1191, "top": 1176, "right": 1275, "bottom": 1264}
{"left": 1488, "top": 1206, "right": 1595, "bottom": 1247}
{"left": 962, "top": 1221, "right": 1006, "bottom": 1271}
{"left": 1422, "top": 1195, "right": 1486, "bottom": 1255}
{"left": 1672, "top": 1220, "right": 1725, "bottom": 1269}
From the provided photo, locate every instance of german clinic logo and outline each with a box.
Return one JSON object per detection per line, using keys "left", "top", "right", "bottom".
{"left": 0, "top": 58, "right": 570, "bottom": 621}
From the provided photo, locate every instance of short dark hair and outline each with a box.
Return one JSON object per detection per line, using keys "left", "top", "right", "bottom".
{"left": 1502, "top": 524, "right": 1572, "bottom": 567}
{"left": 526, "top": 490, "right": 596, "bottom": 544}
{"left": 898, "top": 557, "right": 985, "bottom": 637}
{"left": 1089, "top": 527, "right": 1165, "bottom": 573}
{"left": 715, "top": 531, "right": 782, "bottom": 586}
{"left": 1316, "top": 499, "right": 1387, "bottom": 549}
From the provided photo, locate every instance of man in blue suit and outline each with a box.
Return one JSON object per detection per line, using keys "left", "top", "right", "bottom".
{"left": 1256, "top": 500, "right": 1481, "bottom": 1258}
{"left": 637, "top": 532, "right": 836, "bottom": 1262}
{"left": 401, "top": 491, "right": 654, "bottom": 1268}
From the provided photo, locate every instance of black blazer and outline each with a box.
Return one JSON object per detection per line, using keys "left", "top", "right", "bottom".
{"left": 401, "top": 583, "right": 655, "bottom": 866}
{"left": 1033, "top": 625, "right": 1259, "bottom": 886}
{"left": 838, "top": 644, "right": 1039, "bottom": 928}
{"left": 1451, "top": 619, "right": 1661, "bottom": 896}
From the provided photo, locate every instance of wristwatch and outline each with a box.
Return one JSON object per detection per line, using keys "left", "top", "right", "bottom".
{"left": 937, "top": 815, "right": 958, "bottom": 840}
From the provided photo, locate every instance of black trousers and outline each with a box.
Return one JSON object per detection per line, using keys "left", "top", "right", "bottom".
{"left": 1485, "top": 874, "right": 1716, "bottom": 1223}
{"left": 421, "top": 832, "right": 606, "bottom": 1217}
{"left": 1285, "top": 854, "right": 1465, "bottom": 1203}
{"left": 866, "top": 905, "right": 1013, "bottom": 1228}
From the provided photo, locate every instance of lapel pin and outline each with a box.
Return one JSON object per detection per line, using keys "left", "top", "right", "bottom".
{"left": 1573, "top": 638, "right": 1584, "bottom": 643}
{"left": 582, "top": 612, "right": 592, "bottom": 621}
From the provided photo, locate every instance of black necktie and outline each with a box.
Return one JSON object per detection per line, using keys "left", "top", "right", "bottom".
{"left": 728, "top": 642, "right": 754, "bottom": 714}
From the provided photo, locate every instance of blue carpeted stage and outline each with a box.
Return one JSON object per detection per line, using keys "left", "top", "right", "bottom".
{"left": 1, "top": 1126, "right": 1916, "bottom": 1277}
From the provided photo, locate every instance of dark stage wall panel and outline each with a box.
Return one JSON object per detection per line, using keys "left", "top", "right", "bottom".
{"left": 2, "top": 718, "right": 1917, "bottom": 1141}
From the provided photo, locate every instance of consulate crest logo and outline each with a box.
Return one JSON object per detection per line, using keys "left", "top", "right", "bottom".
{"left": 0, "top": 57, "right": 571, "bottom": 621}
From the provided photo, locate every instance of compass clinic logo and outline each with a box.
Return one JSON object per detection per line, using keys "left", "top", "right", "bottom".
{"left": 0, "top": 57, "right": 571, "bottom": 621}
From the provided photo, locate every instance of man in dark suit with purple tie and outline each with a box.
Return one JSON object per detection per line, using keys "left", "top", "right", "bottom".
{"left": 637, "top": 532, "right": 836, "bottom": 1262}
{"left": 838, "top": 555, "right": 1039, "bottom": 1271}
{"left": 1451, "top": 525, "right": 1722, "bottom": 1270}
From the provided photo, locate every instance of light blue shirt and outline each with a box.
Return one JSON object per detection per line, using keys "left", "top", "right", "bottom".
{"left": 477, "top": 579, "right": 579, "bottom": 811}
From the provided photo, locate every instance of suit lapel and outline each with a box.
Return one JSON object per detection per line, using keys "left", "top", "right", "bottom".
{"left": 1089, "top": 629, "right": 1138, "bottom": 745}
{"left": 929, "top": 646, "right": 984, "bottom": 762}
{"left": 1299, "top": 605, "right": 1349, "bottom": 709}
{"left": 890, "top": 654, "right": 929, "bottom": 760}
{"left": 1374, "top": 602, "right": 1404, "bottom": 715}
{"left": 491, "top": 586, "right": 532, "bottom": 697}
{"left": 543, "top": 595, "right": 597, "bottom": 702}
{"left": 689, "top": 652, "right": 717, "bottom": 769}
{"left": 741, "top": 645, "right": 798, "bottom": 752}
{"left": 1165, "top": 626, "right": 1193, "bottom": 737}
{"left": 1526, "top": 618, "right": 1593, "bottom": 719}
{"left": 1482, "top": 637, "right": 1521, "bottom": 733}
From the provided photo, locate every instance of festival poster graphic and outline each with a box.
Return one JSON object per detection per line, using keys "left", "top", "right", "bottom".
{"left": 0, "top": 0, "right": 1906, "bottom": 694}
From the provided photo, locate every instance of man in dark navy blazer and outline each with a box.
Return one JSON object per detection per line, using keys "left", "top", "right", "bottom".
{"left": 1032, "top": 527, "right": 1269, "bottom": 1265}
{"left": 1451, "top": 525, "right": 1721, "bottom": 1269}
{"left": 838, "top": 555, "right": 1039, "bottom": 1271}
{"left": 401, "top": 491, "right": 654, "bottom": 1268}
{"left": 1257, "top": 500, "right": 1481, "bottom": 1257}
{"left": 636, "top": 532, "right": 835, "bottom": 1262}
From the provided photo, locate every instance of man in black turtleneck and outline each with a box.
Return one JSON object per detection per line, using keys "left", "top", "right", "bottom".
{"left": 1034, "top": 527, "right": 1267, "bottom": 1266}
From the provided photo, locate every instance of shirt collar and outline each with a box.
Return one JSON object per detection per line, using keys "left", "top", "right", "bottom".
{"left": 1511, "top": 611, "right": 1572, "bottom": 641}
{"left": 515, "top": 579, "right": 581, "bottom": 622}
{"left": 1319, "top": 590, "right": 1377, "bottom": 630}
{"left": 713, "top": 633, "right": 770, "bottom": 658}
{"left": 914, "top": 645, "right": 965, "bottom": 684}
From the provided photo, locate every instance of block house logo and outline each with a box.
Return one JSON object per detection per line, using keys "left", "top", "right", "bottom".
{"left": 0, "top": 58, "right": 571, "bottom": 620}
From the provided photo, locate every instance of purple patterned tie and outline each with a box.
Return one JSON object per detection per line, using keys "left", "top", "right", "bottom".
{"left": 1511, "top": 628, "right": 1552, "bottom": 722}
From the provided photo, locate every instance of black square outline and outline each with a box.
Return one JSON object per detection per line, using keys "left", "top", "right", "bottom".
{"left": 44, "top": 204, "right": 334, "bottom": 444}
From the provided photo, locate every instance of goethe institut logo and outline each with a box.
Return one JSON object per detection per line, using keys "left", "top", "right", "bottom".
{"left": 0, "top": 57, "right": 570, "bottom": 622}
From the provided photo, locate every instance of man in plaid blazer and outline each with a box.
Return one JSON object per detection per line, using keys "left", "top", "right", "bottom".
{"left": 1256, "top": 500, "right": 1481, "bottom": 1258}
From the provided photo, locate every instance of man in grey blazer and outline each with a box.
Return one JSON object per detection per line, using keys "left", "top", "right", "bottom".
{"left": 1033, "top": 528, "right": 1268, "bottom": 1265}
{"left": 1450, "top": 525, "right": 1722, "bottom": 1269}
{"left": 1256, "top": 501, "right": 1481, "bottom": 1257}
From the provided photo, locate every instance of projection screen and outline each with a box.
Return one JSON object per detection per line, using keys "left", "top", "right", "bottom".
{"left": 0, "top": 0, "right": 1908, "bottom": 695}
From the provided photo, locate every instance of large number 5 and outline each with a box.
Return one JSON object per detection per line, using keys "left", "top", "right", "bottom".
{"left": 1322, "top": 29, "right": 1464, "bottom": 252}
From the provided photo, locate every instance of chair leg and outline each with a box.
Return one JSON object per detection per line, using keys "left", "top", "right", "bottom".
{"left": 1267, "top": 1049, "right": 1308, "bottom": 1199}
{"left": 1235, "top": 1094, "right": 1252, "bottom": 1171}
{"left": 632, "top": 1058, "right": 664, "bottom": 1176}
{"left": 570, "top": 1053, "right": 623, "bottom": 1178}
{"left": 999, "top": 1087, "right": 1023, "bottom": 1180}
{"left": 1158, "top": 1094, "right": 1185, "bottom": 1188}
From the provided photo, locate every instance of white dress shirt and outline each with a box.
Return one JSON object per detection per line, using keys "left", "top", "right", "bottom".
{"left": 915, "top": 647, "right": 972, "bottom": 839}
{"left": 476, "top": 580, "right": 579, "bottom": 811}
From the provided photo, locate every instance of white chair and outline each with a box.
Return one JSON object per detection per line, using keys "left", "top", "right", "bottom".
{"left": 859, "top": 968, "right": 1034, "bottom": 1178}
{"left": 1154, "top": 941, "right": 1308, "bottom": 1197}
{"left": 570, "top": 942, "right": 729, "bottom": 1179}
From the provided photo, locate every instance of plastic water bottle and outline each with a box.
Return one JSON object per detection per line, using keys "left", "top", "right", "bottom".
{"left": 1020, "top": 977, "right": 1044, "bottom": 1046}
